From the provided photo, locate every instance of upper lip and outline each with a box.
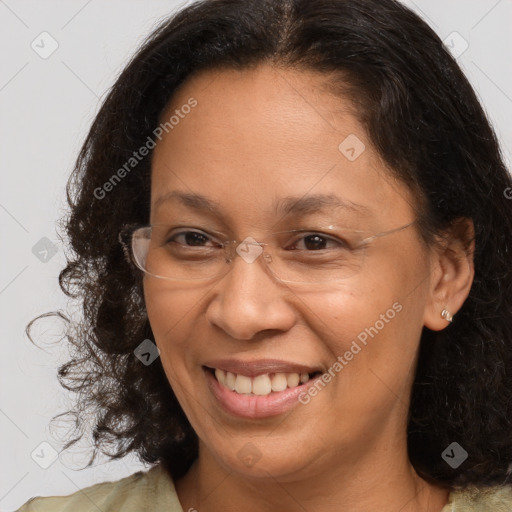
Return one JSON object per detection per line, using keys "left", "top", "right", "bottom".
{"left": 203, "top": 358, "right": 325, "bottom": 378}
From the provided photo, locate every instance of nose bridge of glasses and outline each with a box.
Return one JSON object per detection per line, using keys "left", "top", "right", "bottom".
{"left": 207, "top": 237, "right": 272, "bottom": 285}
{"left": 226, "top": 236, "right": 271, "bottom": 266}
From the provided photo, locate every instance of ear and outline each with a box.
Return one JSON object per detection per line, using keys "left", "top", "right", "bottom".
{"left": 423, "top": 217, "right": 475, "bottom": 331}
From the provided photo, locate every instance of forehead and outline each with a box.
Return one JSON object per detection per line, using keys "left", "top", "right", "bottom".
{"left": 150, "top": 64, "right": 415, "bottom": 228}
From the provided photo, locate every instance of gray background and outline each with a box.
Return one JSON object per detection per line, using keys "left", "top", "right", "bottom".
{"left": 1, "top": 0, "right": 511, "bottom": 510}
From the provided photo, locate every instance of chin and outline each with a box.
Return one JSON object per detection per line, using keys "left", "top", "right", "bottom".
{"left": 205, "top": 436, "right": 319, "bottom": 481}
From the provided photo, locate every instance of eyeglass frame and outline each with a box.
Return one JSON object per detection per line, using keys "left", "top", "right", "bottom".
{"left": 118, "top": 219, "right": 417, "bottom": 284}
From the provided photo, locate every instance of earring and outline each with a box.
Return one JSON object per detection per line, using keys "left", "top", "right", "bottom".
{"left": 441, "top": 309, "right": 453, "bottom": 323}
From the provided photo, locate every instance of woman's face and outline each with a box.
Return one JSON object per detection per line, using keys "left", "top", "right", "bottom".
{"left": 145, "top": 64, "right": 436, "bottom": 479}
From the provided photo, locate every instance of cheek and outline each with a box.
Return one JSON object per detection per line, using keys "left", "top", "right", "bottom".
{"left": 299, "top": 243, "right": 429, "bottom": 372}
{"left": 143, "top": 282, "right": 204, "bottom": 378}
{"left": 144, "top": 280, "right": 205, "bottom": 339}
{"left": 143, "top": 282, "right": 213, "bottom": 425}
{"left": 295, "top": 280, "right": 426, "bottom": 438}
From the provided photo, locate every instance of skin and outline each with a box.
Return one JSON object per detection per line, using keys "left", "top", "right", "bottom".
{"left": 145, "top": 64, "right": 474, "bottom": 512}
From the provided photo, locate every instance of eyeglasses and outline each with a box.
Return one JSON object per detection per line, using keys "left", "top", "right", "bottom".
{"left": 119, "top": 220, "right": 416, "bottom": 285}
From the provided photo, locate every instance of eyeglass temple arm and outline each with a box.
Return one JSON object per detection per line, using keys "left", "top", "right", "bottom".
{"left": 363, "top": 220, "right": 416, "bottom": 243}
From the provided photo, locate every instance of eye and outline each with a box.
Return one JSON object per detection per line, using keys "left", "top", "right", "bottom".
{"left": 167, "top": 230, "right": 220, "bottom": 248}
{"left": 288, "top": 232, "right": 348, "bottom": 251}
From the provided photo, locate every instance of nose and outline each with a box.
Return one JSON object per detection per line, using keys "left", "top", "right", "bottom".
{"left": 205, "top": 249, "right": 297, "bottom": 341}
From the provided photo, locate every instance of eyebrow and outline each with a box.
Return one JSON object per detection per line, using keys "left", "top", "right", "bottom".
{"left": 153, "top": 191, "right": 371, "bottom": 217}
{"left": 274, "top": 193, "right": 370, "bottom": 217}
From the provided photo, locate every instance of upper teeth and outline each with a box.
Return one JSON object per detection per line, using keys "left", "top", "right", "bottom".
{"left": 214, "top": 368, "right": 312, "bottom": 396}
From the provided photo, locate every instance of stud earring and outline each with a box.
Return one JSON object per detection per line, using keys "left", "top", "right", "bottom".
{"left": 441, "top": 309, "right": 453, "bottom": 323}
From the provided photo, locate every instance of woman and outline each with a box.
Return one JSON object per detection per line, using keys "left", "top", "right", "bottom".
{"left": 18, "top": 0, "right": 512, "bottom": 510}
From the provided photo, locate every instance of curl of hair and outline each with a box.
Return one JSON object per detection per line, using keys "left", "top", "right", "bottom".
{"left": 31, "top": 0, "right": 512, "bottom": 488}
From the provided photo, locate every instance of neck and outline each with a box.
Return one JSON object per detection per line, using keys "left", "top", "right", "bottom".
{"left": 175, "top": 439, "right": 450, "bottom": 512}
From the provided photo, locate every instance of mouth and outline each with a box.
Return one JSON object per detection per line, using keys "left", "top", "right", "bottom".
{"left": 204, "top": 366, "right": 323, "bottom": 396}
{"left": 203, "top": 362, "right": 324, "bottom": 419}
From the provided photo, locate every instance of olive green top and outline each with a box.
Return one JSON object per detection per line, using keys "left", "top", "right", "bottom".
{"left": 15, "top": 464, "right": 512, "bottom": 511}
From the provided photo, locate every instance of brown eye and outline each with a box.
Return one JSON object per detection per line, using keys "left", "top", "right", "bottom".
{"left": 168, "top": 231, "right": 214, "bottom": 247}
{"left": 288, "top": 233, "right": 347, "bottom": 251}
{"left": 303, "top": 234, "right": 329, "bottom": 250}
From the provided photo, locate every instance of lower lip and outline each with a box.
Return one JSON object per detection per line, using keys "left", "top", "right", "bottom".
{"left": 204, "top": 368, "right": 321, "bottom": 419}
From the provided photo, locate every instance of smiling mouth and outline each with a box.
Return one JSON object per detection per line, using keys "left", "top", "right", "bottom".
{"left": 204, "top": 366, "right": 322, "bottom": 396}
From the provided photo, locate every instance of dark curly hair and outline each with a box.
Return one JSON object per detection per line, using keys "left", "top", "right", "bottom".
{"left": 29, "top": 0, "right": 512, "bottom": 491}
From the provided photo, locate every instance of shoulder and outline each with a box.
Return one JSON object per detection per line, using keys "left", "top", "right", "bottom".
{"left": 15, "top": 464, "right": 184, "bottom": 512}
{"left": 444, "top": 484, "right": 512, "bottom": 511}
